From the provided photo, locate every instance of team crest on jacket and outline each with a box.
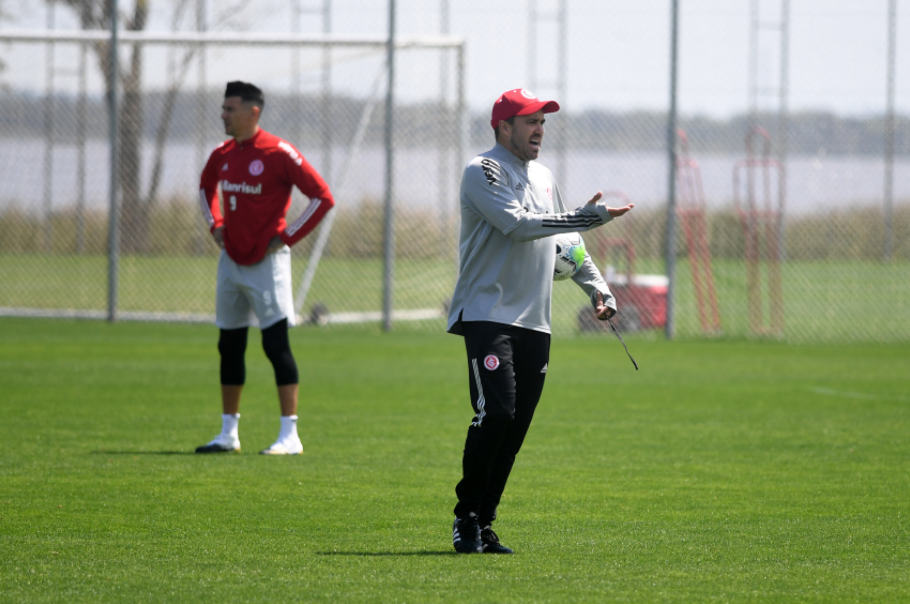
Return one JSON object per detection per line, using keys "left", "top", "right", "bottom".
{"left": 546, "top": 187, "right": 552, "bottom": 201}
{"left": 248, "top": 159, "right": 264, "bottom": 176}
{"left": 483, "top": 355, "right": 500, "bottom": 371}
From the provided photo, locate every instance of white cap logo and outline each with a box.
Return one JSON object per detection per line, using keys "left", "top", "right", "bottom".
{"left": 248, "top": 159, "right": 264, "bottom": 176}
{"left": 520, "top": 89, "right": 536, "bottom": 99}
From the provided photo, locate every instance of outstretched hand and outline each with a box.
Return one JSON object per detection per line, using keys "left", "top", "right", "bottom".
{"left": 595, "top": 291, "right": 615, "bottom": 321}
{"left": 585, "top": 191, "right": 635, "bottom": 217}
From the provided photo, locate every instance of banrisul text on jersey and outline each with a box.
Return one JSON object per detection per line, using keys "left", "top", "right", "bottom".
{"left": 199, "top": 129, "right": 334, "bottom": 265}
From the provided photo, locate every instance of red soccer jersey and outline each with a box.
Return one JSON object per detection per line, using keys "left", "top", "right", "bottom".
{"left": 199, "top": 129, "right": 334, "bottom": 265}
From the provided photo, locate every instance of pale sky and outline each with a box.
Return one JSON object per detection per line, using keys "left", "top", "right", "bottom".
{"left": 2, "top": 0, "right": 907, "bottom": 117}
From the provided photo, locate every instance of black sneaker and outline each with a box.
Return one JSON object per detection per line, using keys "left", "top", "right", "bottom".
{"left": 480, "top": 526, "right": 514, "bottom": 554}
{"left": 452, "top": 515, "right": 482, "bottom": 554}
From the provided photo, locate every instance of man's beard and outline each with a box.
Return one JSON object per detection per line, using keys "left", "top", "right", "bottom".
{"left": 510, "top": 131, "right": 538, "bottom": 161}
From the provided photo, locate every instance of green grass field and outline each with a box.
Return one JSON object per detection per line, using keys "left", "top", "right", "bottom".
{"left": 3, "top": 253, "right": 910, "bottom": 342}
{"left": 1, "top": 318, "right": 908, "bottom": 602}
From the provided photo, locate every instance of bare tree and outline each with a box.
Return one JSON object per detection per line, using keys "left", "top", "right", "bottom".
{"left": 56, "top": 0, "right": 253, "bottom": 253}
{"left": 59, "top": 0, "right": 149, "bottom": 252}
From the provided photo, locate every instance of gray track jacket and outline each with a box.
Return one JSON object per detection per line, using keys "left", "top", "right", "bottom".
{"left": 447, "top": 143, "right": 617, "bottom": 335}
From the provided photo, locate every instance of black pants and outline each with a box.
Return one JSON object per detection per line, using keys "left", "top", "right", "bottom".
{"left": 454, "top": 321, "right": 550, "bottom": 525}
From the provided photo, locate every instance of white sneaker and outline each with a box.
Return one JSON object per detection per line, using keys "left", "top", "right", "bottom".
{"left": 259, "top": 438, "right": 303, "bottom": 455}
{"left": 195, "top": 434, "right": 241, "bottom": 453}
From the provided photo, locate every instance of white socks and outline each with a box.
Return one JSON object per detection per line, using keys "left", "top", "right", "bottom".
{"left": 221, "top": 413, "right": 240, "bottom": 439}
{"left": 218, "top": 413, "right": 298, "bottom": 446}
{"left": 278, "top": 415, "right": 299, "bottom": 442}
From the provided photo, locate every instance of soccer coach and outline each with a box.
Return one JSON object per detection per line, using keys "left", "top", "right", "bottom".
{"left": 447, "top": 89, "right": 633, "bottom": 553}
{"left": 196, "top": 81, "right": 334, "bottom": 455}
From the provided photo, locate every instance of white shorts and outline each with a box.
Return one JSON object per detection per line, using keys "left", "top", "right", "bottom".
{"left": 216, "top": 247, "right": 296, "bottom": 330}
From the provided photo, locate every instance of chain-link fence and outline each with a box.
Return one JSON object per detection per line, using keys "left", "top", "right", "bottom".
{"left": 0, "top": 26, "right": 466, "bottom": 329}
{"left": 1, "top": 0, "right": 908, "bottom": 342}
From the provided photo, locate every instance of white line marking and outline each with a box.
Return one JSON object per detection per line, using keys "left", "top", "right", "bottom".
{"left": 809, "top": 387, "right": 908, "bottom": 402}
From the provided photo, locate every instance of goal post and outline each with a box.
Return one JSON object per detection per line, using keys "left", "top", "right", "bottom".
{"left": 0, "top": 29, "right": 467, "bottom": 329}
{"left": 294, "top": 63, "right": 386, "bottom": 322}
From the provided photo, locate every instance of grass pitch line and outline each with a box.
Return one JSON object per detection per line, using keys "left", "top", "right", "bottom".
{"left": 810, "top": 386, "right": 908, "bottom": 402}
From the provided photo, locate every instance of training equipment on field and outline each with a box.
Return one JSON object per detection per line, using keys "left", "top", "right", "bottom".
{"left": 195, "top": 435, "right": 241, "bottom": 454}
{"left": 553, "top": 232, "right": 587, "bottom": 281}
{"left": 579, "top": 195, "right": 667, "bottom": 334}
{"left": 593, "top": 238, "right": 668, "bottom": 333}
{"left": 733, "top": 127, "right": 785, "bottom": 336}
{"left": 676, "top": 129, "right": 722, "bottom": 334}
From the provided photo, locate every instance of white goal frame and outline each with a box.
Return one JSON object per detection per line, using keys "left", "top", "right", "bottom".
{"left": 0, "top": 29, "right": 467, "bottom": 326}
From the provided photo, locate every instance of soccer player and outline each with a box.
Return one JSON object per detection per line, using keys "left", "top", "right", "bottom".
{"left": 195, "top": 81, "right": 334, "bottom": 455}
{"left": 447, "top": 89, "right": 633, "bottom": 553}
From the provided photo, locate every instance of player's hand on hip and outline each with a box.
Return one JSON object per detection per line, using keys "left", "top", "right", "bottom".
{"left": 212, "top": 226, "right": 225, "bottom": 249}
{"left": 595, "top": 291, "right": 615, "bottom": 321}
{"left": 585, "top": 191, "right": 634, "bottom": 217}
{"left": 266, "top": 236, "right": 285, "bottom": 253}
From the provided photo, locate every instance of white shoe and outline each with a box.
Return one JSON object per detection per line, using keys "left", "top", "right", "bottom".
{"left": 196, "top": 434, "right": 241, "bottom": 453}
{"left": 259, "top": 438, "right": 303, "bottom": 455}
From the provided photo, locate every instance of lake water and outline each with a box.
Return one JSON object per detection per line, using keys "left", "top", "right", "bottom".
{"left": 1, "top": 138, "right": 907, "bottom": 217}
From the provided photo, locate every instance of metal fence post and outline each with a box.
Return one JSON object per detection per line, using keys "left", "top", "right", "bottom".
{"left": 76, "top": 41, "right": 87, "bottom": 254}
{"left": 455, "top": 40, "right": 467, "bottom": 278}
{"left": 43, "top": 3, "right": 55, "bottom": 252}
{"left": 107, "top": 0, "right": 121, "bottom": 323}
{"left": 382, "top": 0, "right": 397, "bottom": 332}
{"left": 196, "top": 0, "right": 207, "bottom": 202}
{"left": 664, "top": 0, "right": 679, "bottom": 340}
{"left": 438, "top": 0, "right": 450, "bottom": 261}
{"left": 778, "top": 0, "right": 790, "bottom": 262}
{"left": 884, "top": 0, "right": 896, "bottom": 262}
{"left": 322, "top": 0, "right": 334, "bottom": 185}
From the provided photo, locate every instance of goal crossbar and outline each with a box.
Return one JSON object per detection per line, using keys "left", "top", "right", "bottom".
{"left": 0, "top": 30, "right": 464, "bottom": 49}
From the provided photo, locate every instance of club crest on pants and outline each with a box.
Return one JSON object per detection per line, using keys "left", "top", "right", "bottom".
{"left": 483, "top": 354, "right": 500, "bottom": 371}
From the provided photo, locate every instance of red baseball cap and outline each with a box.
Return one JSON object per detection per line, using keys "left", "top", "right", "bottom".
{"left": 490, "top": 89, "right": 560, "bottom": 130}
